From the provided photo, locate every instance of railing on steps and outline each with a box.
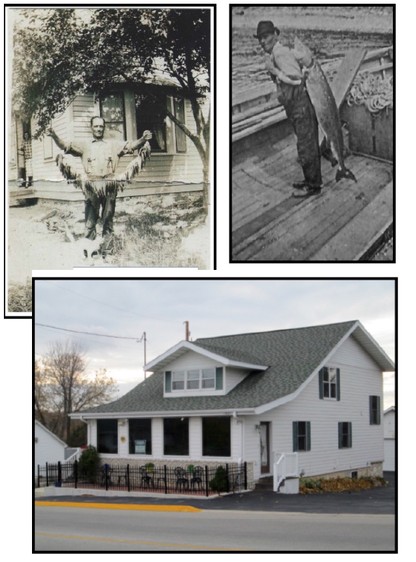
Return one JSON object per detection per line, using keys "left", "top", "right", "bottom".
{"left": 273, "top": 452, "right": 299, "bottom": 492}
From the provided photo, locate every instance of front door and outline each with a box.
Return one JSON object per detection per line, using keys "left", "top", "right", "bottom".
{"left": 260, "top": 422, "right": 270, "bottom": 474}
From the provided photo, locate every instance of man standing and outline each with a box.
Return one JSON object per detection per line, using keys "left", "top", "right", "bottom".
{"left": 255, "top": 21, "right": 322, "bottom": 197}
{"left": 48, "top": 117, "right": 151, "bottom": 255}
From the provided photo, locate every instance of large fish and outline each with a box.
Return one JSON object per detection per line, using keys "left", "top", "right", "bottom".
{"left": 294, "top": 37, "right": 357, "bottom": 183}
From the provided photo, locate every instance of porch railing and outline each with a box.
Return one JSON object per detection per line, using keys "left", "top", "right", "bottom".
{"left": 35, "top": 461, "right": 249, "bottom": 497}
{"left": 273, "top": 453, "right": 299, "bottom": 492}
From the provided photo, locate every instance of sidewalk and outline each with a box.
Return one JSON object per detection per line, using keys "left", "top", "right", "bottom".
{"left": 35, "top": 472, "right": 395, "bottom": 515}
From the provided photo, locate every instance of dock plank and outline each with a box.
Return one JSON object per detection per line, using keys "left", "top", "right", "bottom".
{"left": 311, "top": 181, "right": 393, "bottom": 261}
{"left": 232, "top": 131, "right": 393, "bottom": 261}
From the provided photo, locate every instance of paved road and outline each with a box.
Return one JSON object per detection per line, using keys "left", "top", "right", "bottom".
{"left": 35, "top": 504, "right": 395, "bottom": 552}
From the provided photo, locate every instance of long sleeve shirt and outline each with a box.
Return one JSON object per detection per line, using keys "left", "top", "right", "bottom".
{"left": 270, "top": 42, "right": 303, "bottom": 80}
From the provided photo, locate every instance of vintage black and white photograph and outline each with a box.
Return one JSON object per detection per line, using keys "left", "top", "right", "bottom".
{"left": 231, "top": 5, "right": 394, "bottom": 262}
{"left": 6, "top": 5, "right": 214, "bottom": 315}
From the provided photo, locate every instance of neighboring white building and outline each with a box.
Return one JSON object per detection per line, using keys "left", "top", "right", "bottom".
{"left": 71, "top": 320, "right": 395, "bottom": 485}
{"left": 34, "top": 420, "right": 69, "bottom": 470}
{"left": 383, "top": 406, "right": 396, "bottom": 471}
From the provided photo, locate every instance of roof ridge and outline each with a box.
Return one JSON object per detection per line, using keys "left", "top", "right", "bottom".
{"left": 195, "top": 320, "right": 357, "bottom": 343}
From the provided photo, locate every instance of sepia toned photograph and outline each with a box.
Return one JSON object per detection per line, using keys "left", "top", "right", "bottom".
{"left": 231, "top": 5, "right": 394, "bottom": 262}
{"left": 5, "top": 5, "right": 214, "bottom": 315}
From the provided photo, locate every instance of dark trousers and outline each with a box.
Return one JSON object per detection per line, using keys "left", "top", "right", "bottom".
{"left": 282, "top": 84, "right": 322, "bottom": 187}
{"left": 84, "top": 190, "right": 116, "bottom": 240}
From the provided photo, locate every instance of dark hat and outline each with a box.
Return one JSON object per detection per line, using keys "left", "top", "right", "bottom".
{"left": 254, "top": 21, "right": 280, "bottom": 39}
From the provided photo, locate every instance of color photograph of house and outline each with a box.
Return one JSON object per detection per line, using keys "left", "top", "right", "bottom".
{"left": 71, "top": 319, "right": 394, "bottom": 487}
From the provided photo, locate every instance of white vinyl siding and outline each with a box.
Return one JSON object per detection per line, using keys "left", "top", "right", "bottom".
{"left": 34, "top": 422, "right": 67, "bottom": 470}
{"left": 243, "top": 334, "right": 384, "bottom": 480}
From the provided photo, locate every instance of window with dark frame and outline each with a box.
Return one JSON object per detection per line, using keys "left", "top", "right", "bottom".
{"left": 135, "top": 93, "right": 186, "bottom": 153}
{"left": 369, "top": 395, "right": 381, "bottom": 425}
{"left": 129, "top": 419, "right": 152, "bottom": 455}
{"left": 338, "top": 422, "right": 352, "bottom": 448}
{"left": 202, "top": 417, "right": 231, "bottom": 457}
{"left": 292, "top": 421, "right": 311, "bottom": 452}
{"left": 319, "top": 366, "right": 340, "bottom": 400}
{"left": 100, "top": 92, "right": 126, "bottom": 140}
{"left": 97, "top": 419, "right": 118, "bottom": 454}
{"left": 163, "top": 418, "right": 189, "bottom": 455}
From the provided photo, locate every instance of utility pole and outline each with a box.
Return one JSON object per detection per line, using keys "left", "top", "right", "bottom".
{"left": 138, "top": 332, "right": 147, "bottom": 379}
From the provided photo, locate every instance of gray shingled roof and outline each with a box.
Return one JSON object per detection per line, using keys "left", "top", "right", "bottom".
{"left": 78, "top": 320, "right": 361, "bottom": 416}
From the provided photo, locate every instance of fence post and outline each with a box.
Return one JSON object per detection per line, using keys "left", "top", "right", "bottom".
{"left": 57, "top": 461, "right": 62, "bottom": 486}
{"left": 46, "top": 462, "right": 49, "bottom": 487}
{"left": 225, "top": 463, "right": 230, "bottom": 493}
{"left": 127, "top": 464, "right": 130, "bottom": 492}
{"left": 105, "top": 463, "right": 109, "bottom": 491}
{"left": 243, "top": 461, "right": 247, "bottom": 490}
{"left": 205, "top": 465, "right": 209, "bottom": 497}
{"left": 74, "top": 460, "right": 78, "bottom": 489}
{"left": 164, "top": 465, "right": 168, "bottom": 494}
{"left": 37, "top": 465, "right": 40, "bottom": 488}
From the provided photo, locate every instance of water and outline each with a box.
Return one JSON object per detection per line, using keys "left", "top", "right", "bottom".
{"left": 232, "top": 27, "right": 393, "bottom": 91}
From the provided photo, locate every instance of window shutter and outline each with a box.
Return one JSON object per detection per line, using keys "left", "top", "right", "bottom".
{"left": 319, "top": 368, "right": 325, "bottom": 399}
{"left": 306, "top": 421, "right": 311, "bottom": 451}
{"left": 338, "top": 422, "right": 342, "bottom": 448}
{"left": 348, "top": 422, "right": 352, "bottom": 448}
{"left": 376, "top": 396, "right": 381, "bottom": 425}
{"left": 174, "top": 98, "right": 186, "bottom": 153}
{"left": 336, "top": 368, "right": 341, "bottom": 401}
{"left": 215, "top": 367, "right": 223, "bottom": 390}
{"left": 292, "top": 422, "right": 298, "bottom": 452}
{"left": 165, "top": 371, "right": 172, "bottom": 393}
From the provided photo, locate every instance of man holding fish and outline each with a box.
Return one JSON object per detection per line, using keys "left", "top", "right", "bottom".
{"left": 255, "top": 20, "right": 356, "bottom": 197}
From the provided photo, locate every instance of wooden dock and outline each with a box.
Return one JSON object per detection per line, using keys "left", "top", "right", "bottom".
{"left": 231, "top": 45, "right": 394, "bottom": 262}
{"left": 232, "top": 132, "right": 393, "bottom": 262}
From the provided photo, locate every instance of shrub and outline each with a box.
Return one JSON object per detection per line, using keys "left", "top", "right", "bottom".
{"left": 78, "top": 446, "right": 100, "bottom": 483}
{"left": 209, "top": 466, "right": 228, "bottom": 493}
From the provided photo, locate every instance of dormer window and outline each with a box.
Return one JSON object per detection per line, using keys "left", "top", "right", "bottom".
{"left": 165, "top": 367, "right": 223, "bottom": 394}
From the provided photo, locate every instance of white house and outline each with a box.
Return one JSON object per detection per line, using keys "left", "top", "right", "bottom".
{"left": 71, "top": 320, "right": 395, "bottom": 486}
{"left": 34, "top": 421, "right": 69, "bottom": 470}
{"left": 10, "top": 80, "right": 209, "bottom": 199}
{"left": 383, "top": 406, "right": 396, "bottom": 471}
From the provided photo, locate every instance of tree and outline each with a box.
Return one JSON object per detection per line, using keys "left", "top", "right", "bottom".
{"left": 35, "top": 340, "right": 117, "bottom": 443}
{"left": 12, "top": 8, "right": 211, "bottom": 208}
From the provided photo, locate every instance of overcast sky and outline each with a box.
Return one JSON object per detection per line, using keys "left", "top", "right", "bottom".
{"left": 34, "top": 278, "right": 396, "bottom": 406}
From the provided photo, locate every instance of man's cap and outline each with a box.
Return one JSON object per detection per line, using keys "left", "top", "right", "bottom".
{"left": 254, "top": 21, "right": 280, "bottom": 39}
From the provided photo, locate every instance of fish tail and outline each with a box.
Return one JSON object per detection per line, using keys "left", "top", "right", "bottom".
{"left": 336, "top": 166, "right": 357, "bottom": 183}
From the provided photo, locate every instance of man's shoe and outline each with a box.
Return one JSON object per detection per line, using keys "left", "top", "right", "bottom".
{"left": 292, "top": 185, "right": 322, "bottom": 198}
{"left": 292, "top": 180, "right": 308, "bottom": 189}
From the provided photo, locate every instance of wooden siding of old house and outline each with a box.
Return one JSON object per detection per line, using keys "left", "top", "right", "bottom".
{"left": 27, "top": 90, "right": 205, "bottom": 193}
{"left": 243, "top": 334, "right": 385, "bottom": 481}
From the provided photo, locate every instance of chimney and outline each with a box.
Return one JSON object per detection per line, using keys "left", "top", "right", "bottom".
{"left": 184, "top": 321, "right": 191, "bottom": 341}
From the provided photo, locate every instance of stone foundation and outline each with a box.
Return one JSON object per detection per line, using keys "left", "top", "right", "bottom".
{"left": 309, "top": 462, "right": 384, "bottom": 480}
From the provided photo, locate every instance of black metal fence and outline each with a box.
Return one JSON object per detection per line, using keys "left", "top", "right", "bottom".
{"left": 35, "top": 462, "right": 248, "bottom": 497}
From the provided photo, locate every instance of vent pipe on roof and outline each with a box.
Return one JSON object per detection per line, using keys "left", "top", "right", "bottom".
{"left": 184, "top": 321, "right": 191, "bottom": 341}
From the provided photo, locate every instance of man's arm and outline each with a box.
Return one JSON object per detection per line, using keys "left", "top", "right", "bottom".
{"left": 47, "top": 127, "right": 83, "bottom": 156}
{"left": 265, "top": 56, "right": 301, "bottom": 86}
{"left": 122, "top": 130, "right": 152, "bottom": 154}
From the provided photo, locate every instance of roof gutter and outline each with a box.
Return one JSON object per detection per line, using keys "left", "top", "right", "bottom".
{"left": 70, "top": 407, "right": 257, "bottom": 420}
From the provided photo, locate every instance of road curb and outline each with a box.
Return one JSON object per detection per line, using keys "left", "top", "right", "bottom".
{"left": 35, "top": 500, "right": 202, "bottom": 512}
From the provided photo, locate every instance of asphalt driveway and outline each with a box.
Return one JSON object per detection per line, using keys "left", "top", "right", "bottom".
{"left": 36, "top": 472, "right": 395, "bottom": 515}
